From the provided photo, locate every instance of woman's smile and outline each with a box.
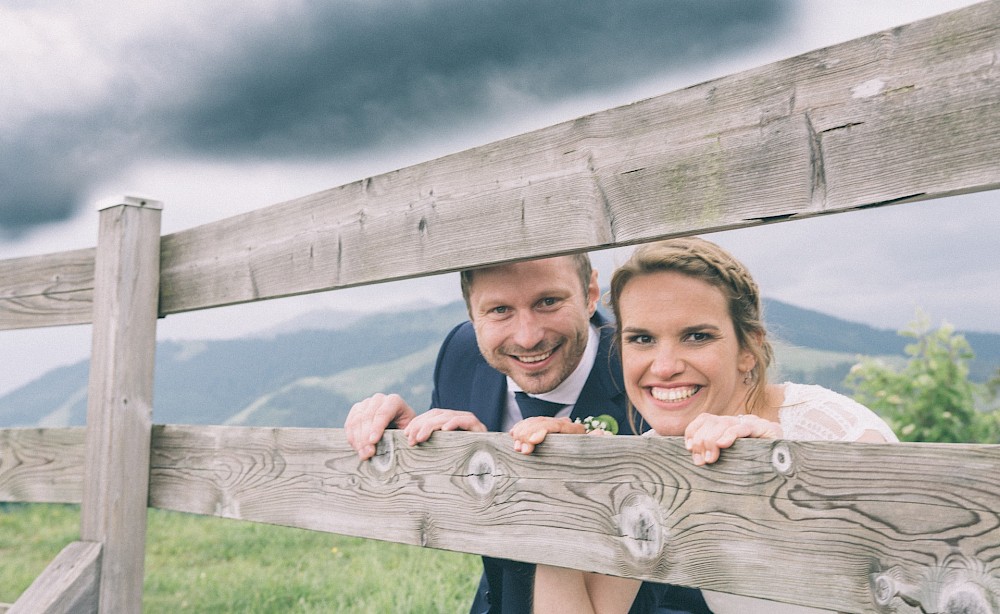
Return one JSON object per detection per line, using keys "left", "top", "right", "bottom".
{"left": 650, "top": 385, "right": 701, "bottom": 403}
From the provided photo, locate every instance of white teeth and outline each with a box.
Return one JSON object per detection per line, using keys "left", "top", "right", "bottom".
{"left": 517, "top": 350, "right": 553, "bottom": 364}
{"left": 651, "top": 386, "right": 699, "bottom": 402}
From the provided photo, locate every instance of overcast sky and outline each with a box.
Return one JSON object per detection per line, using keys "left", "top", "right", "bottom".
{"left": 1, "top": 0, "right": 996, "bottom": 395}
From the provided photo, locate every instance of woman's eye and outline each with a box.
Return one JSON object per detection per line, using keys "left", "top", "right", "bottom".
{"left": 626, "top": 334, "right": 653, "bottom": 345}
{"left": 686, "top": 332, "right": 712, "bottom": 342}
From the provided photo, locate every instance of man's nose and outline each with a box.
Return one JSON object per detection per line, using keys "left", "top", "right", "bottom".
{"left": 511, "top": 311, "right": 546, "bottom": 349}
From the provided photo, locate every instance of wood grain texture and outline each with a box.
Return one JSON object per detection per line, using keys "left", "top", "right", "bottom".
{"left": 154, "top": 1, "right": 1000, "bottom": 315}
{"left": 149, "top": 426, "right": 1000, "bottom": 614}
{"left": 79, "top": 202, "right": 161, "bottom": 614}
{"left": 5, "top": 423, "right": 997, "bottom": 611}
{"left": 0, "top": 248, "right": 95, "bottom": 330}
{"left": 9, "top": 541, "right": 101, "bottom": 614}
{"left": 2, "top": 3, "right": 996, "bottom": 331}
{"left": 0, "top": 428, "right": 85, "bottom": 503}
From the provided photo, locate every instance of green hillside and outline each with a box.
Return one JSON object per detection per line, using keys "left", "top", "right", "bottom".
{"left": 1, "top": 298, "right": 996, "bottom": 429}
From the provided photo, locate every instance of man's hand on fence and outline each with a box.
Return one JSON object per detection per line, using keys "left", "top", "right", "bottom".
{"left": 345, "top": 393, "right": 418, "bottom": 460}
{"left": 510, "top": 416, "right": 587, "bottom": 455}
{"left": 402, "top": 409, "right": 487, "bottom": 446}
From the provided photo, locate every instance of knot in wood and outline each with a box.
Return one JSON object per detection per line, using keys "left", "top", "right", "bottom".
{"left": 616, "top": 493, "right": 664, "bottom": 562}
{"left": 370, "top": 435, "right": 395, "bottom": 474}
{"left": 872, "top": 574, "right": 897, "bottom": 607}
{"left": 465, "top": 449, "right": 497, "bottom": 497}
{"left": 771, "top": 443, "right": 793, "bottom": 475}
{"left": 939, "top": 581, "right": 995, "bottom": 614}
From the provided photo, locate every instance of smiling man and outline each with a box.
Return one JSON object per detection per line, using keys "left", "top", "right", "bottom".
{"left": 344, "top": 254, "right": 709, "bottom": 614}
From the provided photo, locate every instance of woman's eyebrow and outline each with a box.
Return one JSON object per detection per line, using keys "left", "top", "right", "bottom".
{"left": 680, "top": 324, "right": 722, "bottom": 334}
{"left": 621, "top": 325, "right": 651, "bottom": 334}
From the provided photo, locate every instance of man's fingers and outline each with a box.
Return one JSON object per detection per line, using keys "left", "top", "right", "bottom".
{"left": 345, "top": 393, "right": 418, "bottom": 459}
{"left": 403, "top": 409, "right": 487, "bottom": 445}
{"left": 368, "top": 394, "right": 403, "bottom": 442}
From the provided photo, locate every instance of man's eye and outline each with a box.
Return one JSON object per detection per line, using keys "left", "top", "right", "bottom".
{"left": 491, "top": 306, "right": 509, "bottom": 315}
{"left": 539, "top": 297, "right": 558, "bottom": 307}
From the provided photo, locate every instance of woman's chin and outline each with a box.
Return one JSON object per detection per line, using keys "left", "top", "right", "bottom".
{"left": 638, "top": 405, "right": 696, "bottom": 437}
{"left": 643, "top": 419, "right": 688, "bottom": 437}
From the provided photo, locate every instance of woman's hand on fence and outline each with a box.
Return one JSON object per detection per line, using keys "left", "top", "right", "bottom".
{"left": 510, "top": 417, "right": 586, "bottom": 455}
{"left": 345, "top": 393, "right": 418, "bottom": 460}
{"left": 683, "top": 413, "right": 783, "bottom": 466}
{"left": 402, "top": 408, "right": 487, "bottom": 446}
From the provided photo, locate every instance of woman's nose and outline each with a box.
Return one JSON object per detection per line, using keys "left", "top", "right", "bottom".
{"left": 650, "top": 344, "right": 683, "bottom": 377}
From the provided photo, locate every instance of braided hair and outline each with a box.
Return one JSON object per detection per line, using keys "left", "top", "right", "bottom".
{"left": 608, "top": 237, "right": 774, "bottom": 424}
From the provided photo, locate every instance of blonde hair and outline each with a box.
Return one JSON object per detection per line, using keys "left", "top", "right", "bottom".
{"left": 608, "top": 237, "right": 774, "bottom": 427}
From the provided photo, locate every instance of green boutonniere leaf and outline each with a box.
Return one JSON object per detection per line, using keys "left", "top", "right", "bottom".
{"left": 592, "top": 414, "right": 619, "bottom": 435}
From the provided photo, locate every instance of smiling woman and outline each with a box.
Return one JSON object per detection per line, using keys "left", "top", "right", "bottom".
{"left": 617, "top": 269, "right": 759, "bottom": 436}
{"left": 519, "top": 237, "right": 899, "bottom": 614}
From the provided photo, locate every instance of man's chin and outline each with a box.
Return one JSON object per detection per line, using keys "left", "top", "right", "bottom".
{"left": 509, "top": 371, "right": 560, "bottom": 395}
{"left": 486, "top": 354, "right": 564, "bottom": 393}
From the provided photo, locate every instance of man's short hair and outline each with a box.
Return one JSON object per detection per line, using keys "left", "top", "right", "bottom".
{"left": 459, "top": 253, "right": 593, "bottom": 316}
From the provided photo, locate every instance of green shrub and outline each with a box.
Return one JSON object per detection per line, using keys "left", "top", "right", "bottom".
{"left": 846, "top": 314, "right": 1000, "bottom": 443}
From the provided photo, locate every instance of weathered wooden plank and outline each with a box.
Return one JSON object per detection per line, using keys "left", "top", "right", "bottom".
{"left": 149, "top": 425, "right": 1000, "bottom": 614}
{"left": 154, "top": 1, "right": 1000, "bottom": 314}
{"left": 79, "top": 199, "right": 161, "bottom": 614}
{"left": 2, "top": 4, "right": 996, "bottom": 328}
{"left": 9, "top": 541, "right": 101, "bottom": 614}
{"left": 0, "top": 248, "right": 95, "bottom": 331}
{"left": 0, "top": 428, "right": 85, "bottom": 504}
{"left": 6, "top": 417, "right": 997, "bottom": 613}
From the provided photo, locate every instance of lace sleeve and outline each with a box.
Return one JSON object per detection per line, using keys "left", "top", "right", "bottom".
{"left": 778, "top": 383, "right": 899, "bottom": 442}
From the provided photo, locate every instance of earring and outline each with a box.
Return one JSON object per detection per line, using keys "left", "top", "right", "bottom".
{"left": 743, "top": 370, "right": 753, "bottom": 385}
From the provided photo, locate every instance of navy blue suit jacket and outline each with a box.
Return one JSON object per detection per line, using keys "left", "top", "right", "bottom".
{"left": 430, "top": 313, "right": 709, "bottom": 614}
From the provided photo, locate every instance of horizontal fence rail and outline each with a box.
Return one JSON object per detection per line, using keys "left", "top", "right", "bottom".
{"left": 0, "top": 248, "right": 95, "bottom": 331}
{"left": 3, "top": 425, "right": 999, "bottom": 613}
{"left": 2, "top": 1, "right": 999, "bottom": 331}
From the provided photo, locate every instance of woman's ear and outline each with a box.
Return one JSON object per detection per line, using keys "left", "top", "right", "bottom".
{"left": 738, "top": 349, "right": 757, "bottom": 376}
{"left": 738, "top": 331, "right": 764, "bottom": 374}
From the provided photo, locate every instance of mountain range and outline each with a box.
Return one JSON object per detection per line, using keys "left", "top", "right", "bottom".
{"left": 2, "top": 298, "right": 997, "bottom": 429}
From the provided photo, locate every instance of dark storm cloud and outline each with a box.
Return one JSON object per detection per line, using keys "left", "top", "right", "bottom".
{"left": 167, "top": 0, "right": 791, "bottom": 155}
{"left": 0, "top": 110, "right": 137, "bottom": 235}
{"left": 0, "top": 0, "right": 791, "bottom": 234}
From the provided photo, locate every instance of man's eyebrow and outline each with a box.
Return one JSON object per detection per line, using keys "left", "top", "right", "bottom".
{"left": 476, "top": 300, "right": 510, "bottom": 313}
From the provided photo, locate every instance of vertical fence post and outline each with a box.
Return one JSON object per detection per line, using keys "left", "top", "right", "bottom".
{"left": 80, "top": 196, "right": 162, "bottom": 613}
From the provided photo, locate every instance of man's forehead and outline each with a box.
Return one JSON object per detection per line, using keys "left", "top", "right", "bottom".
{"left": 473, "top": 257, "right": 574, "bottom": 285}
{"left": 478, "top": 255, "right": 575, "bottom": 276}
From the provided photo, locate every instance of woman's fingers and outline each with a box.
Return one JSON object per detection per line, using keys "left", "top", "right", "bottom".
{"left": 685, "top": 414, "right": 783, "bottom": 465}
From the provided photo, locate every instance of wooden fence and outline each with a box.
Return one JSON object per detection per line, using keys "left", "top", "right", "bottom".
{"left": 2, "top": 2, "right": 999, "bottom": 612}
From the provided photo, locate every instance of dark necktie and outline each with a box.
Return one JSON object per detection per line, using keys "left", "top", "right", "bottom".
{"left": 514, "top": 391, "right": 566, "bottom": 419}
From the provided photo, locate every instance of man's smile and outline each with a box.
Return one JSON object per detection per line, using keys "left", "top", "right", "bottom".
{"left": 514, "top": 348, "right": 555, "bottom": 364}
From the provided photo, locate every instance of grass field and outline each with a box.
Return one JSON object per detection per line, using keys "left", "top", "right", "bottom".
{"left": 0, "top": 503, "right": 481, "bottom": 612}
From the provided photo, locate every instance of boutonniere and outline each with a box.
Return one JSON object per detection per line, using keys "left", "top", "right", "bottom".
{"left": 575, "top": 414, "right": 619, "bottom": 435}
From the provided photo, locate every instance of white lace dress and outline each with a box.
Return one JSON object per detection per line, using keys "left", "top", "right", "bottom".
{"left": 774, "top": 383, "right": 898, "bottom": 443}
{"left": 699, "top": 383, "right": 898, "bottom": 613}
